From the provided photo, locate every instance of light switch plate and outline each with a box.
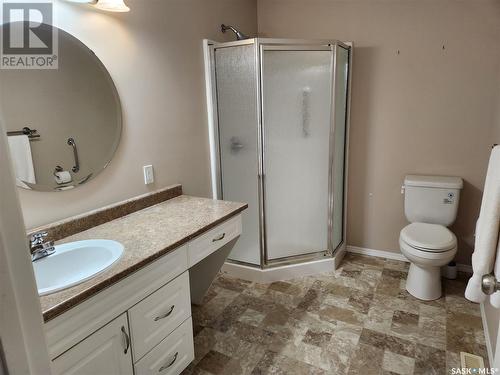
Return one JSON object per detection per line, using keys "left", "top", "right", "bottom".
{"left": 143, "top": 165, "right": 154, "bottom": 185}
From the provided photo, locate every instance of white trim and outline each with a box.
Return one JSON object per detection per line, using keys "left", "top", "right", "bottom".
{"left": 457, "top": 264, "right": 473, "bottom": 273}
{"left": 480, "top": 303, "right": 494, "bottom": 367}
{"left": 203, "top": 39, "right": 219, "bottom": 199}
{"left": 334, "top": 246, "right": 347, "bottom": 269}
{"left": 222, "top": 245, "right": 474, "bottom": 283}
{"left": 347, "top": 245, "right": 407, "bottom": 262}
{"left": 221, "top": 257, "right": 337, "bottom": 283}
{"left": 220, "top": 262, "right": 263, "bottom": 283}
{"left": 0, "top": 120, "right": 52, "bottom": 372}
{"left": 341, "top": 42, "right": 352, "bottom": 275}
{"left": 347, "top": 245, "right": 473, "bottom": 274}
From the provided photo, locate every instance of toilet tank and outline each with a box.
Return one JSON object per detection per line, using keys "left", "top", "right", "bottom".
{"left": 403, "top": 175, "right": 463, "bottom": 226}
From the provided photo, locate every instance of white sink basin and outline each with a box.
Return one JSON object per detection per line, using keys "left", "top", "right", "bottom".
{"left": 33, "top": 239, "right": 124, "bottom": 296}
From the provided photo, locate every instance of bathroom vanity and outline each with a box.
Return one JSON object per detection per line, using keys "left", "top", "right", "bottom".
{"left": 33, "top": 186, "right": 247, "bottom": 375}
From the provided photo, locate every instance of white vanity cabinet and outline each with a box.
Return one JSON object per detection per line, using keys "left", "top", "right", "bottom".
{"left": 50, "top": 270, "right": 194, "bottom": 375}
{"left": 51, "top": 272, "right": 194, "bottom": 375}
{"left": 47, "top": 214, "right": 242, "bottom": 375}
{"left": 51, "top": 313, "right": 133, "bottom": 375}
{"left": 128, "top": 271, "right": 191, "bottom": 361}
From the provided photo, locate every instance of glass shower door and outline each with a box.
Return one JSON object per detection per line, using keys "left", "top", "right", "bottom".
{"left": 331, "top": 45, "right": 350, "bottom": 250}
{"left": 261, "top": 47, "right": 333, "bottom": 261}
{"left": 215, "top": 44, "right": 261, "bottom": 265}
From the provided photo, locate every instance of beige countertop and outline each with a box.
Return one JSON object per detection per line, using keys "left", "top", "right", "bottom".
{"left": 40, "top": 195, "right": 247, "bottom": 322}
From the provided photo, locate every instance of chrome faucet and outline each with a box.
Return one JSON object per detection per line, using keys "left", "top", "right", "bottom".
{"left": 30, "top": 231, "right": 55, "bottom": 262}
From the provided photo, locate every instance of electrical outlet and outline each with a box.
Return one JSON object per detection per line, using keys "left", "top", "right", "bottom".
{"left": 143, "top": 165, "right": 154, "bottom": 185}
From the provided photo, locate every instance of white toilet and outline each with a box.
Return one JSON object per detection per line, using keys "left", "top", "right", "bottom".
{"left": 400, "top": 175, "right": 463, "bottom": 300}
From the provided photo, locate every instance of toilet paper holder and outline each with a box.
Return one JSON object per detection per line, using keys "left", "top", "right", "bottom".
{"left": 481, "top": 274, "right": 500, "bottom": 295}
{"left": 54, "top": 165, "right": 64, "bottom": 176}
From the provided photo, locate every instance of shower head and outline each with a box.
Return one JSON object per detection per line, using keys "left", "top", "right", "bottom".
{"left": 221, "top": 24, "right": 248, "bottom": 40}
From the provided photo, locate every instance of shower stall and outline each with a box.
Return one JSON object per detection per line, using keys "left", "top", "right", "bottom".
{"left": 204, "top": 38, "right": 352, "bottom": 277}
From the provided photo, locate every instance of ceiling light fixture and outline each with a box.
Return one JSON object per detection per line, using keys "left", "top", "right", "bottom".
{"left": 66, "top": 0, "right": 130, "bottom": 13}
{"left": 92, "top": 0, "right": 130, "bottom": 13}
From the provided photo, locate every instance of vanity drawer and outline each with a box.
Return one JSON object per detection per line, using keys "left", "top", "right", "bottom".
{"left": 134, "top": 318, "right": 194, "bottom": 375}
{"left": 188, "top": 214, "right": 242, "bottom": 267}
{"left": 129, "top": 271, "right": 191, "bottom": 361}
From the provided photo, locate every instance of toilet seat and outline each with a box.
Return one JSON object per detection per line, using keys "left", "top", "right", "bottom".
{"left": 400, "top": 223, "right": 456, "bottom": 253}
{"left": 400, "top": 238, "right": 457, "bottom": 262}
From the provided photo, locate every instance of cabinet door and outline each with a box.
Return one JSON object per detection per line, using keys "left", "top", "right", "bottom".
{"left": 52, "top": 313, "right": 133, "bottom": 375}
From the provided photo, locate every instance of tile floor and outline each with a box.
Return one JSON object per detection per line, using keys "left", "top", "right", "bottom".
{"left": 182, "top": 253, "right": 487, "bottom": 375}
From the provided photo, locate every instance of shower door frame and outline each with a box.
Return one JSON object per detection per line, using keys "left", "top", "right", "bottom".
{"left": 205, "top": 38, "right": 353, "bottom": 269}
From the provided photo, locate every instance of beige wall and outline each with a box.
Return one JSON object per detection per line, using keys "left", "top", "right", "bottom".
{"left": 258, "top": 0, "right": 500, "bottom": 264}
{"left": 17, "top": 0, "right": 257, "bottom": 228}
{"left": 495, "top": 78, "right": 500, "bottom": 141}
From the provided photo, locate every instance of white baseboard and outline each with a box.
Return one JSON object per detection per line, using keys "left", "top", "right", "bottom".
{"left": 346, "top": 245, "right": 472, "bottom": 274}
{"left": 480, "top": 303, "right": 494, "bottom": 367}
{"left": 222, "top": 246, "right": 472, "bottom": 283}
{"left": 221, "top": 257, "right": 337, "bottom": 283}
{"left": 347, "top": 245, "right": 407, "bottom": 262}
{"left": 456, "top": 264, "right": 473, "bottom": 273}
{"left": 334, "top": 247, "right": 347, "bottom": 269}
{"left": 220, "top": 262, "right": 263, "bottom": 283}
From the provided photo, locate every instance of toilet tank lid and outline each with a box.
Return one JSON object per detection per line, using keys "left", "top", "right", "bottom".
{"left": 404, "top": 175, "right": 463, "bottom": 189}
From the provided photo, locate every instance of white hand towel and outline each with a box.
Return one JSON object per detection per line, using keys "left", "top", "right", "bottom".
{"left": 465, "top": 145, "right": 500, "bottom": 303}
{"left": 7, "top": 135, "right": 36, "bottom": 186}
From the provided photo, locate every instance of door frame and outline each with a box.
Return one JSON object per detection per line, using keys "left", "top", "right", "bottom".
{"left": 0, "top": 119, "right": 52, "bottom": 374}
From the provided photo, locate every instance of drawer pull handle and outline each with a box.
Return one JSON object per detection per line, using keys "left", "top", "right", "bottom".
{"left": 212, "top": 233, "right": 226, "bottom": 242}
{"left": 159, "top": 352, "right": 178, "bottom": 372}
{"left": 154, "top": 305, "right": 175, "bottom": 321}
{"left": 121, "top": 326, "right": 130, "bottom": 354}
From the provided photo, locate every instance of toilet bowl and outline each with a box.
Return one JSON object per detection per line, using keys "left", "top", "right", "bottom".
{"left": 399, "top": 175, "right": 462, "bottom": 301}
{"left": 399, "top": 222, "right": 457, "bottom": 300}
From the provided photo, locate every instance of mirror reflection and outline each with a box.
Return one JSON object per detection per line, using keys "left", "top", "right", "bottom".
{"left": 0, "top": 24, "right": 122, "bottom": 192}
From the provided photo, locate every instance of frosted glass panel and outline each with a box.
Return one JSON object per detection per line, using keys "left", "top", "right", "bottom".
{"left": 215, "top": 45, "right": 260, "bottom": 265}
{"left": 332, "top": 46, "right": 349, "bottom": 250}
{"left": 262, "top": 50, "right": 332, "bottom": 260}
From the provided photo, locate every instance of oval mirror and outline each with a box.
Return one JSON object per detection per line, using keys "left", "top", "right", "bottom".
{"left": 0, "top": 23, "right": 122, "bottom": 191}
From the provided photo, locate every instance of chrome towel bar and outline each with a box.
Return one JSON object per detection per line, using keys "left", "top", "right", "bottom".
{"left": 6, "top": 126, "right": 40, "bottom": 139}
